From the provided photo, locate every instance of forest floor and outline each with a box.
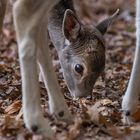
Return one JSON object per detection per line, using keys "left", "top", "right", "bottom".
{"left": 0, "top": 0, "right": 140, "bottom": 140}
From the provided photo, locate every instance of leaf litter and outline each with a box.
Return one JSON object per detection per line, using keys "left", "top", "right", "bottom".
{"left": 1, "top": 0, "right": 140, "bottom": 140}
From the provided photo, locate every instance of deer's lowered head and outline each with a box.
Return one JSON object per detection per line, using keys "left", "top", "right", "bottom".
{"left": 59, "top": 9, "right": 119, "bottom": 98}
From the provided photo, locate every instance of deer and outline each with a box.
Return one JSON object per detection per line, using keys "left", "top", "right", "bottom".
{"left": 0, "top": 0, "right": 118, "bottom": 139}
{"left": 48, "top": 0, "right": 119, "bottom": 98}
{"left": 122, "top": 0, "right": 140, "bottom": 124}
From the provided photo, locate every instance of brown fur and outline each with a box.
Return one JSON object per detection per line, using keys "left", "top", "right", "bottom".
{"left": 48, "top": 0, "right": 118, "bottom": 98}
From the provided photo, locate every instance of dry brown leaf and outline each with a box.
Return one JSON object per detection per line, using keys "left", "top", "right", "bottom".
{"left": 58, "top": 118, "right": 83, "bottom": 140}
{"left": 131, "top": 106, "right": 140, "bottom": 122}
{"left": 130, "top": 125, "right": 140, "bottom": 131}
{"left": 5, "top": 100, "right": 22, "bottom": 115}
{"left": 0, "top": 115, "right": 23, "bottom": 137}
{"left": 107, "top": 126, "right": 131, "bottom": 138}
{"left": 32, "top": 135, "right": 44, "bottom": 140}
{"left": 66, "top": 118, "right": 82, "bottom": 140}
{"left": 16, "top": 108, "right": 23, "bottom": 121}
{"left": 87, "top": 101, "right": 108, "bottom": 125}
{"left": 100, "top": 99, "right": 113, "bottom": 106}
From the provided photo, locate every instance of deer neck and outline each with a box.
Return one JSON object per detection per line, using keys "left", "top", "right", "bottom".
{"left": 48, "top": 0, "right": 74, "bottom": 53}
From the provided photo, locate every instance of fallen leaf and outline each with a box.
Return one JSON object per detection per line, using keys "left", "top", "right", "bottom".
{"left": 100, "top": 99, "right": 113, "bottom": 106}
{"left": 5, "top": 100, "right": 22, "bottom": 115}
{"left": 87, "top": 101, "right": 108, "bottom": 125}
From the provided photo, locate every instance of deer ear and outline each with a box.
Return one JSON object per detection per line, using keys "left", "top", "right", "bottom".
{"left": 96, "top": 9, "right": 119, "bottom": 35}
{"left": 63, "top": 9, "right": 81, "bottom": 41}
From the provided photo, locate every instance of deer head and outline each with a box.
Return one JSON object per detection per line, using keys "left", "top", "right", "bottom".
{"left": 59, "top": 9, "right": 119, "bottom": 98}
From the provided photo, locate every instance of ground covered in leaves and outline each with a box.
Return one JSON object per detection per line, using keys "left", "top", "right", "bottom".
{"left": 1, "top": 0, "right": 140, "bottom": 140}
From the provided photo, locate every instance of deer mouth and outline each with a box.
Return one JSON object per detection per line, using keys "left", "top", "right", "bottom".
{"left": 69, "top": 75, "right": 96, "bottom": 98}
{"left": 71, "top": 90, "right": 92, "bottom": 98}
{"left": 72, "top": 84, "right": 93, "bottom": 98}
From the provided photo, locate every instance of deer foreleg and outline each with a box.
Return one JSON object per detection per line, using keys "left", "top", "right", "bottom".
{"left": 13, "top": 0, "right": 59, "bottom": 139}
{"left": 37, "top": 31, "right": 72, "bottom": 123}
{"left": 122, "top": 0, "right": 140, "bottom": 124}
{"left": 0, "top": 0, "right": 7, "bottom": 33}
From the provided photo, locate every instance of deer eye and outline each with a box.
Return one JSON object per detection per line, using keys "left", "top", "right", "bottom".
{"left": 74, "top": 64, "right": 84, "bottom": 75}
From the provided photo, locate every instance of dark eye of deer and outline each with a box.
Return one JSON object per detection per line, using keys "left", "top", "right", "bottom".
{"left": 75, "top": 64, "right": 84, "bottom": 75}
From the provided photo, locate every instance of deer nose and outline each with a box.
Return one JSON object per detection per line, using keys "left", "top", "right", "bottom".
{"left": 72, "top": 90, "right": 92, "bottom": 98}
